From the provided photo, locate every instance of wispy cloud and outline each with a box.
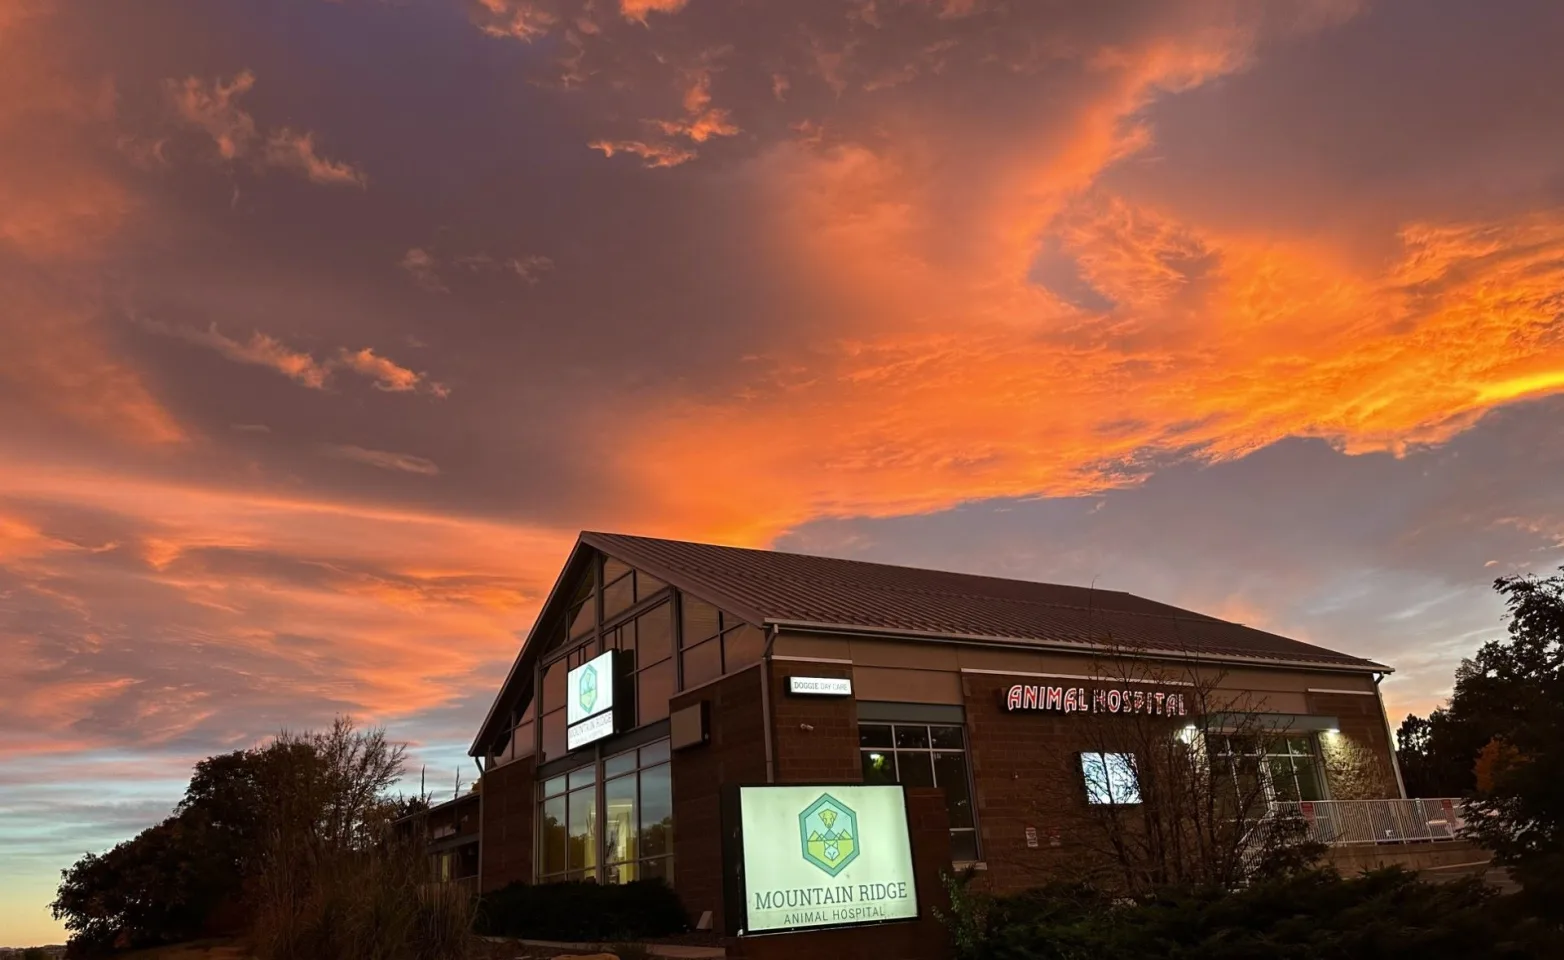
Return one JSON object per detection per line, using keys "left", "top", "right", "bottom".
{"left": 142, "top": 322, "right": 448, "bottom": 397}
{"left": 399, "top": 246, "right": 554, "bottom": 292}
{"left": 164, "top": 71, "right": 366, "bottom": 187}
{"left": 588, "top": 138, "right": 697, "bottom": 168}
{"left": 324, "top": 444, "right": 441, "bottom": 475}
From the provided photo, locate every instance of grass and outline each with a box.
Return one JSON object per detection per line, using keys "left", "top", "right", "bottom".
{"left": 115, "top": 940, "right": 252, "bottom": 960}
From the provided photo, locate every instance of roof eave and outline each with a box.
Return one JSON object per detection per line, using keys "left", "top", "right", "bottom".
{"left": 763, "top": 618, "right": 1393, "bottom": 675}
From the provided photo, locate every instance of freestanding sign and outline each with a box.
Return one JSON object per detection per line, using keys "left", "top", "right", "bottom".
{"left": 729, "top": 784, "right": 919, "bottom": 935}
{"left": 565, "top": 650, "right": 616, "bottom": 751}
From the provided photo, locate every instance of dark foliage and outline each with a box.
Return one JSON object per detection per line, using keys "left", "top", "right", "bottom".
{"left": 1459, "top": 570, "right": 1564, "bottom": 912}
{"left": 945, "top": 867, "right": 1557, "bottom": 960}
{"left": 474, "top": 879, "right": 688, "bottom": 942}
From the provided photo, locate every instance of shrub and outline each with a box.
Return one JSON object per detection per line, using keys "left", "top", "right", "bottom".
{"left": 473, "top": 880, "right": 688, "bottom": 942}
{"left": 948, "top": 867, "right": 1559, "bottom": 960}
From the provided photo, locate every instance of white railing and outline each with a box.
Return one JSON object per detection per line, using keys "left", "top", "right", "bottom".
{"left": 1269, "top": 798, "right": 1466, "bottom": 845}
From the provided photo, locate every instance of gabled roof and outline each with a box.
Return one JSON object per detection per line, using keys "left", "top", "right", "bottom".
{"left": 470, "top": 532, "right": 1388, "bottom": 755}
{"left": 581, "top": 532, "right": 1388, "bottom": 672}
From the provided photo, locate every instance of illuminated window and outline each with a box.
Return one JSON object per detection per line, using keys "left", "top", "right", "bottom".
{"left": 1081, "top": 752, "right": 1141, "bottom": 805}
{"left": 538, "top": 739, "right": 672, "bottom": 885}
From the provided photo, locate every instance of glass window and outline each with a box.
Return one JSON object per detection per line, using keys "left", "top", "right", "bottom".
{"left": 680, "top": 595, "right": 720, "bottom": 647}
{"left": 897, "top": 751, "right": 936, "bottom": 788}
{"left": 640, "top": 761, "right": 672, "bottom": 860}
{"left": 862, "top": 750, "right": 895, "bottom": 784}
{"left": 934, "top": 753, "right": 974, "bottom": 828}
{"left": 859, "top": 724, "right": 894, "bottom": 750}
{"left": 1081, "top": 752, "right": 1141, "bottom": 805}
{"left": 542, "top": 658, "right": 567, "bottom": 715}
{"left": 567, "top": 786, "right": 597, "bottom": 872}
{"left": 722, "top": 624, "right": 765, "bottom": 672}
{"left": 895, "top": 725, "right": 930, "bottom": 749}
{"left": 568, "top": 765, "right": 597, "bottom": 791}
{"left": 636, "top": 604, "right": 673, "bottom": 665}
{"left": 638, "top": 660, "right": 674, "bottom": 725}
{"left": 510, "top": 719, "right": 535, "bottom": 761}
{"left": 604, "top": 558, "right": 632, "bottom": 583}
{"left": 541, "top": 709, "right": 566, "bottom": 763}
{"left": 604, "top": 574, "right": 634, "bottom": 620}
{"left": 681, "top": 637, "right": 722, "bottom": 689}
{"left": 568, "top": 596, "right": 595, "bottom": 639}
{"left": 639, "top": 740, "right": 670, "bottom": 766}
{"left": 858, "top": 721, "right": 980, "bottom": 862}
{"left": 605, "top": 749, "right": 637, "bottom": 779}
{"left": 605, "top": 775, "right": 637, "bottom": 867}
{"left": 541, "top": 795, "right": 567, "bottom": 875}
{"left": 636, "top": 572, "right": 668, "bottom": 600}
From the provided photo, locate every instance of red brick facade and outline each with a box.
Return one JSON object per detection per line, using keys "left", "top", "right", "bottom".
{"left": 669, "top": 665, "right": 769, "bottom": 932}
{"left": 478, "top": 755, "right": 535, "bottom": 892}
{"left": 769, "top": 662, "right": 861, "bottom": 783}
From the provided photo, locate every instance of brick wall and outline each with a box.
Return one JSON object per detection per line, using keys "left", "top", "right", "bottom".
{"left": 478, "top": 755, "right": 535, "bottom": 892}
{"left": 961, "top": 672, "right": 1125, "bottom": 893}
{"left": 670, "top": 666, "right": 769, "bottom": 932}
{"left": 770, "top": 663, "right": 861, "bottom": 783}
{"left": 1307, "top": 691, "right": 1400, "bottom": 799}
{"left": 730, "top": 787, "right": 952, "bottom": 960}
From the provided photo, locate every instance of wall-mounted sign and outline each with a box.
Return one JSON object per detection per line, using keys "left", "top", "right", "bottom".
{"left": 1004, "top": 683, "right": 1187, "bottom": 717}
{"left": 565, "top": 650, "right": 616, "bottom": 750}
{"left": 566, "top": 710, "right": 614, "bottom": 751}
{"left": 731, "top": 784, "right": 918, "bottom": 935}
{"left": 789, "top": 676, "right": 853, "bottom": 697}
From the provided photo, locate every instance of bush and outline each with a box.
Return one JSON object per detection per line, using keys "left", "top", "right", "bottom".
{"left": 945, "top": 867, "right": 1559, "bottom": 960}
{"left": 474, "top": 880, "right": 688, "bottom": 942}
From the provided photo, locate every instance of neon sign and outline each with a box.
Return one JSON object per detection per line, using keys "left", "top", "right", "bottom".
{"left": 1004, "top": 684, "right": 1188, "bottom": 717}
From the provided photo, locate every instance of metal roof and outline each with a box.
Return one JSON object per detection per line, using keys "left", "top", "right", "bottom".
{"left": 581, "top": 532, "right": 1389, "bottom": 672}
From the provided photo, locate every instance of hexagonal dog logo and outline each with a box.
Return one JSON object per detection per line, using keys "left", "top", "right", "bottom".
{"left": 799, "top": 793, "right": 859, "bottom": 876}
{"left": 578, "top": 662, "right": 599, "bottom": 715}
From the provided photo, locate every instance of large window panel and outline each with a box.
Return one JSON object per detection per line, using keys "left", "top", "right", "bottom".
{"left": 721, "top": 623, "right": 765, "bottom": 673}
{"left": 681, "top": 637, "right": 722, "bottom": 690}
{"left": 540, "top": 794, "right": 567, "bottom": 876}
{"left": 567, "top": 785, "right": 597, "bottom": 875}
{"left": 680, "top": 596, "right": 720, "bottom": 648}
{"left": 540, "top": 708, "right": 566, "bottom": 763}
{"left": 636, "top": 604, "right": 673, "bottom": 664}
{"left": 604, "top": 775, "right": 637, "bottom": 867}
{"left": 638, "top": 660, "right": 674, "bottom": 725}
{"left": 639, "top": 761, "right": 673, "bottom": 860}
{"left": 603, "top": 573, "right": 634, "bottom": 620}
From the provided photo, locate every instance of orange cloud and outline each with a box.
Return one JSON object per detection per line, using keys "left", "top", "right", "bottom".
{"left": 264, "top": 129, "right": 368, "bottom": 187}
{"left": 471, "top": 0, "right": 556, "bottom": 40}
{"left": 142, "top": 321, "right": 448, "bottom": 397}
{"left": 589, "top": 138, "right": 697, "bottom": 167}
{"left": 165, "top": 71, "right": 365, "bottom": 186}
{"left": 653, "top": 68, "right": 739, "bottom": 143}
{"left": 620, "top": 0, "right": 687, "bottom": 24}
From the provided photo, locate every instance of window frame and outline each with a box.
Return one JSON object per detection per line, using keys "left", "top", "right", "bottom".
{"left": 858, "top": 720, "right": 981, "bottom": 862}
{"left": 536, "top": 738, "right": 673, "bottom": 885}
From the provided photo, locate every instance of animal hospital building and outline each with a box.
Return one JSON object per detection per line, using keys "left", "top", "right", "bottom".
{"left": 465, "top": 533, "right": 1443, "bottom": 958}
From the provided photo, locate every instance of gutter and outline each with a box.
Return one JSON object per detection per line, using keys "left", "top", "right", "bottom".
{"left": 1374, "top": 673, "right": 1410, "bottom": 798}
{"left": 764, "top": 619, "right": 1393, "bottom": 675}
{"left": 760, "top": 623, "right": 778, "bottom": 784}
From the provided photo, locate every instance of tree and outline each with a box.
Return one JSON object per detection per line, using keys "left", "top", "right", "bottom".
{"left": 1460, "top": 568, "right": 1564, "bottom": 913}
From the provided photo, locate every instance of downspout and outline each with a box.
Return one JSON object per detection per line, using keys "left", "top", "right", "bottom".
{"left": 474, "top": 754, "right": 486, "bottom": 891}
{"left": 1374, "top": 673, "right": 1409, "bottom": 798}
{"left": 761, "top": 624, "right": 778, "bottom": 783}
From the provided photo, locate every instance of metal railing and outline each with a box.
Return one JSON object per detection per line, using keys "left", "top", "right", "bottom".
{"left": 1268, "top": 798, "right": 1466, "bottom": 845}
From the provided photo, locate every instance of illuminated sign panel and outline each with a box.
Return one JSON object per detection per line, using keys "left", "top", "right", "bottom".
{"left": 788, "top": 676, "right": 853, "bottom": 697}
{"left": 735, "top": 784, "right": 918, "bottom": 935}
{"left": 566, "top": 650, "right": 615, "bottom": 725}
{"left": 565, "top": 650, "right": 616, "bottom": 750}
{"left": 1004, "top": 684, "right": 1187, "bottom": 717}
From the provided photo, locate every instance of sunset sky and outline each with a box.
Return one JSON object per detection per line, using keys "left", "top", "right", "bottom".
{"left": 4, "top": 0, "right": 1564, "bottom": 944}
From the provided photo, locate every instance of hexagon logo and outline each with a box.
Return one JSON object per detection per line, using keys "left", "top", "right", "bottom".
{"left": 799, "top": 793, "right": 859, "bottom": 876}
{"left": 578, "top": 662, "right": 598, "bottom": 715}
